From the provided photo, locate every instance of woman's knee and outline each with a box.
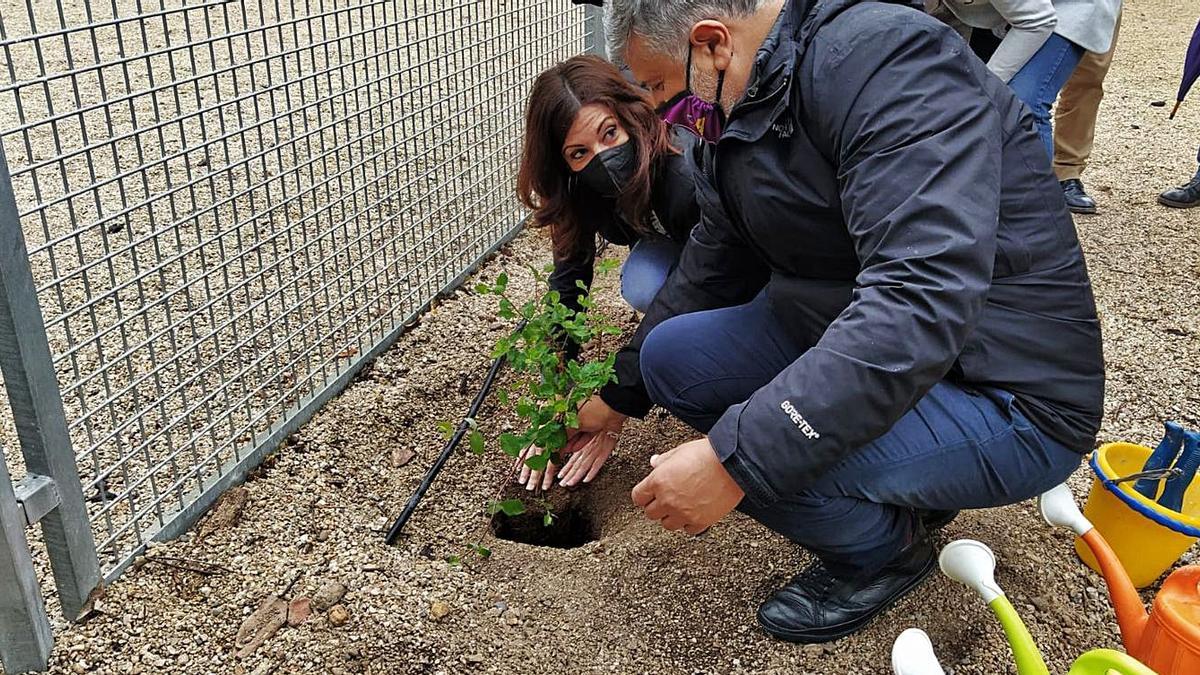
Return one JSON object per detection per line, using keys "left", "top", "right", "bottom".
{"left": 620, "top": 239, "right": 680, "bottom": 313}
{"left": 620, "top": 274, "right": 657, "bottom": 314}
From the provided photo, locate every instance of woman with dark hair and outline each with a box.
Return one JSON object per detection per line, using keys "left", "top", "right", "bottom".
{"left": 514, "top": 55, "right": 702, "bottom": 490}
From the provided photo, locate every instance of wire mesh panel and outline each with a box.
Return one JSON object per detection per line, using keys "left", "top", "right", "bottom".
{"left": 0, "top": 0, "right": 585, "bottom": 579}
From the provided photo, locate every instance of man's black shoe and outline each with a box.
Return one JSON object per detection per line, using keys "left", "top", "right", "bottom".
{"left": 756, "top": 531, "right": 937, "bottom": 643}
{"left": 920, "top": 509, "right": 959, "bottom": 530}
{"left": 1159, "top": 171, "right": 1200, "bottom": 209}
{"left": 1060, "top": 179, "right": 1096, "bottom": 214}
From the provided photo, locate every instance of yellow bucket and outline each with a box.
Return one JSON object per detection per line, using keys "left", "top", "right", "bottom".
{"left": 1077, "top": 442, "right": 1200, "bottom": 588}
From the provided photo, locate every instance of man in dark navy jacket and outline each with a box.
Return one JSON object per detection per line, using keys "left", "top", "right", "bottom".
{"left": 567, "top": 0, "right": 1105, "bottom": 643}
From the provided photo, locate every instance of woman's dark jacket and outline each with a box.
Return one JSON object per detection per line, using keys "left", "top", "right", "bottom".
{"left": 548, "top": 126, "right": 701, "bottom": 311}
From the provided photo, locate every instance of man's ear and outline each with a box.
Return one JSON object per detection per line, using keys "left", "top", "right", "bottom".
{"left": 689, "top": 20, "right": 734, "bottom": 71}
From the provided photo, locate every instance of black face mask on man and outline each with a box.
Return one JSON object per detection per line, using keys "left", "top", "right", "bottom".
{"left": 574, "top": 140, "right": 638, "bottom": 199}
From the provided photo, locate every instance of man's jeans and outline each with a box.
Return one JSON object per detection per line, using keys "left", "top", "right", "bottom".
{"left": 639, "top": 293, "right": 1082, "bottom": 578}
{"left": 1008, "top": 33, "right": 1086, "bottom": 160}
{"left": 621, "top": 238, "right": 683, "bottom": 313}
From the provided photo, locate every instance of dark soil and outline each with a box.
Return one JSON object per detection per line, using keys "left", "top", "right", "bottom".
{"left": 491, "top": 503, "right": 598, "bottom": 549}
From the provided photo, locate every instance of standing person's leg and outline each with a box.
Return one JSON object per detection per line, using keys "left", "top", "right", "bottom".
{"left": 1053, "top": 15, "right": 1121, "bottom": 213}
{"left": 1007, "top": 34, "right": 1087, "bottom": 159}
{"left": 620, "top": 238, "right": 683, "bottom": 313}
{"left": 1157, "top": 146, "right": 1200, "bottom": 208}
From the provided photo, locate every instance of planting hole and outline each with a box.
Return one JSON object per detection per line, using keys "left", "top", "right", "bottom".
{"left": 490, "top": 503, "right": 597, "bottom": 549}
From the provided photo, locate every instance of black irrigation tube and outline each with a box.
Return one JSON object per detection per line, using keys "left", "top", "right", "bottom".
{"left": 384, "top": 320, "right": 527, "bottom": 544}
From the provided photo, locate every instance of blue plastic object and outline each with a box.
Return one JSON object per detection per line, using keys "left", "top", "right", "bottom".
{"left": 1136, "top": 421, "right": 1186, "bottom": 498}
{"left": 1159, "top": 431, "right": 1200, "bottom": 513}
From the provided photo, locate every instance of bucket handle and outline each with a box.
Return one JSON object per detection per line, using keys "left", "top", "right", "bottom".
{"left": 1103, "top": 467, "right": 1181, "bottom": 487}
{"left": 1091, "top": 454, "right": 1200, "bottom": 538}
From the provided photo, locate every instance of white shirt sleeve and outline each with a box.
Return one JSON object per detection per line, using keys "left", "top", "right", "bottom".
{"left": 986, "top": 0, "right": 1058, "bottom": 83}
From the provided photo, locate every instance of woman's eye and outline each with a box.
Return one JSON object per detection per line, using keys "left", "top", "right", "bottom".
{"left": 604, "top": 127, "right": 616, "bottom": 139}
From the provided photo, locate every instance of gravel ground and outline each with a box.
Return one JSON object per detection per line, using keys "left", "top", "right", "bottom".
{"left": 9, "top": 0, "right": 1200, "bottom": 673}
{"left": 0, "top": 0, "right": 585, "bottom": 576}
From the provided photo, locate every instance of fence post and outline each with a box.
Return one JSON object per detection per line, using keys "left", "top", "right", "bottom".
{"left": 584, "top": 3, "right": 606, "bottom": 57}
{"left": 0, "top": 144, "right": 100, "bottom": 620}
{"left": 0, "top": 449, "right": 53, "bottom": 672}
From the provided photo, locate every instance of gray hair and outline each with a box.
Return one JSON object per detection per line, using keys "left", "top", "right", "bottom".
{"left": 604, "top": 0, "right": 768, "bottom": 63}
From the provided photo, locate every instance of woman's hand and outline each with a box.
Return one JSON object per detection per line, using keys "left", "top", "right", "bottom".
{"left": 558, "top": 430, "right": 618, "bottom": 487}
{"left": 515, "top": 444, "right": 558, "bottom": 492}
{"left": 573, "top": 394, "right": 627, "bottom": 435}
{"left": 513, "top": 395, "right": 627, "bottom": 491}
{"left": 555, "top": 394, "right": 627, "bottom": 487}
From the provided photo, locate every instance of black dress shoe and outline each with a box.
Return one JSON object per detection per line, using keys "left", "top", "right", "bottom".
{"left": 1059, "top": 179, "right": 1096, "bottom": 214}
{"left": 1159, "top": 171, "right": 1200, "bottom": 209}
{"left": 920, "top": 508, "right": 959, "bottom": 530}
{"left": 756, "top": 529, "right": 937, "bottom": 643}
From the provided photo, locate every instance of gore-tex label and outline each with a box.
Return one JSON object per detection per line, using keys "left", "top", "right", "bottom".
{"left": 780, "top": 400, "right": 820, "bottom": 440}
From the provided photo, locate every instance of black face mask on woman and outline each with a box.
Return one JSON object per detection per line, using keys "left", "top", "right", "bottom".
{"left": 574, "top": 140, "right": 638, "bottom": 199}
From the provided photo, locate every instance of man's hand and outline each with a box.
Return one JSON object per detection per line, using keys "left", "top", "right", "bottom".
{"left": 631, "top": 438, "right": 744, "bottom": 535}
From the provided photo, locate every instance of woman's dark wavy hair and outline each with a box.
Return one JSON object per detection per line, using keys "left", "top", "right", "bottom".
{"left": 517, "top": 55, "right": 673, "bottom": 258}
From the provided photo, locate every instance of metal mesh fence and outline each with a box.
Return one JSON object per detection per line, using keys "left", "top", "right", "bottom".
{"left": 0, "top": 0, "right": 586, "bottom": 579}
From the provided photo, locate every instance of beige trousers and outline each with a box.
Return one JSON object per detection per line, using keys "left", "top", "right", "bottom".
{"left": 1053, "top": 13, "right": 1122, "bottom": 181}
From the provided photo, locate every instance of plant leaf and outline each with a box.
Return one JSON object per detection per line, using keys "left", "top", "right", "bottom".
{"left": 435, "top": 421, "right": 455, "bottom": 439}
{"left": 468, "top": 430, "right": 484, "bottom": 454}
{"left": 595, "top": 258, "right": 620, "bottom": 275}
{"left": 487, "top": 499, "right": 525, "bottom": 517}
{"left": 499, "top": 433, "right": 525, "bottom": 457}
{"left": 524, "top": 450, "right": 551, "bottom": 471}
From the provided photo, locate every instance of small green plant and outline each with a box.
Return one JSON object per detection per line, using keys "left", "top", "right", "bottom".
{"left": 448, "top": 261, "right": 620, "bottom": 563}
{"left": 475, "top": 261, "right": 621, "bottom": 473}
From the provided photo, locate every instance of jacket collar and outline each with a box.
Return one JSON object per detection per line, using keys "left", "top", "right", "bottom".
{"left": 721, "top": 0, "right": 922, "bottom": 143}
{"left": 721, "top": 0, "right": 815, "bottom": 142}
